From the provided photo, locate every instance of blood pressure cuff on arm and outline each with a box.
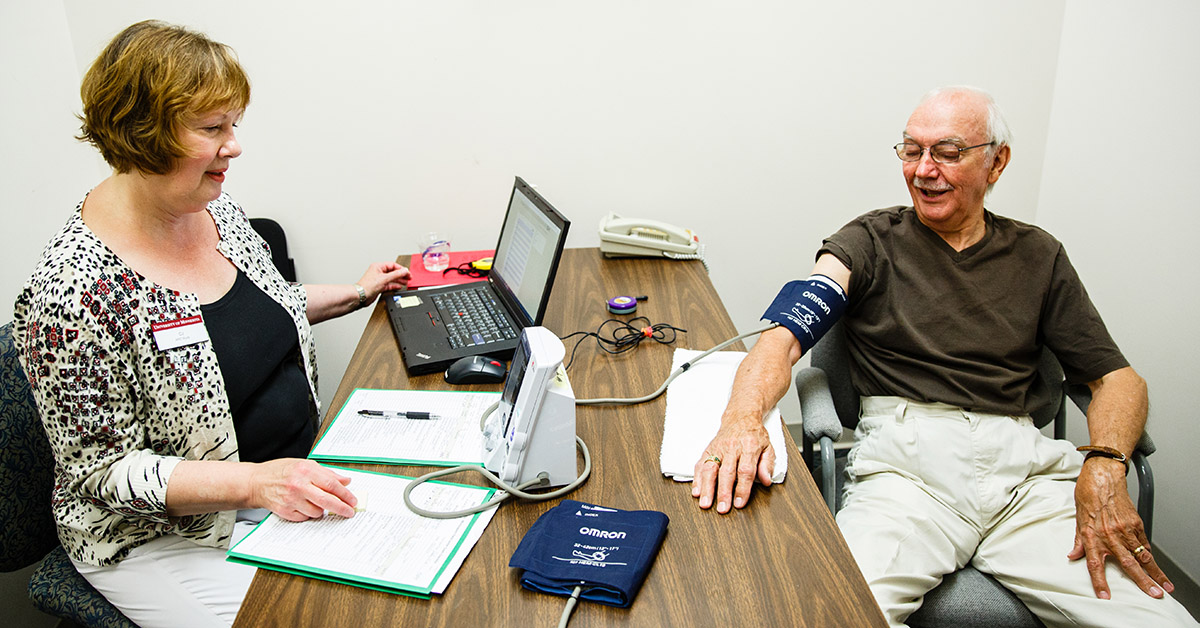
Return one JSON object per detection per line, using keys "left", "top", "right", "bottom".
{"left": 761, "top": 274, "right": 848, "bottom": 354}
{"left": 509, "top": 500, "right": 669, "bottom": 608}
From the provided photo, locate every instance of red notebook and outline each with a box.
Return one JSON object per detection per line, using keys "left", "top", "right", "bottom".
{"left": 405, "top": 249, "right": 495, "bottom": 289}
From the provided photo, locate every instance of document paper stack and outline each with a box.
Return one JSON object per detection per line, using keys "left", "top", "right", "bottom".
{"left": 227, "top": 469, "right": 497, "bottom": 597}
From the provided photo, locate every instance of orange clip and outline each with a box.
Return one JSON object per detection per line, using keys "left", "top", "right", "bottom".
{"left": 642, "top": 327, "right": 654, "bottom": 338}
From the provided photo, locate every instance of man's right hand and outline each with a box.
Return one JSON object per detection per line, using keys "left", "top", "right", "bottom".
{"left": 691, "top": 413, "right": 776, "bottom": 513}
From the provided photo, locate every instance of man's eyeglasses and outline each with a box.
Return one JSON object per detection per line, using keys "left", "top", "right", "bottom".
{"left": 894, "top": 141, "right": 994, "bottom": 164}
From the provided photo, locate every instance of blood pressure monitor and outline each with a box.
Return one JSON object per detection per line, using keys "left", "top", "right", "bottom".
{"left": 483, "top": 327, "right": 578, "bottom": 488}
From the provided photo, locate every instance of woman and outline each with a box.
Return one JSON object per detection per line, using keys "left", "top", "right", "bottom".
{"left": 12, "top": 20, "right": 410, "bottom": 627}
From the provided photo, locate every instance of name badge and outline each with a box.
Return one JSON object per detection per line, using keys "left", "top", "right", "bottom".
{"left": 151, "top": 315, "right": 211, "bottom": 351}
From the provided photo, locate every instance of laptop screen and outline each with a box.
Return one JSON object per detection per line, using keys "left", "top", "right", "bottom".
{"left": 489, "top": 180, "right": 568, "bottom": 325}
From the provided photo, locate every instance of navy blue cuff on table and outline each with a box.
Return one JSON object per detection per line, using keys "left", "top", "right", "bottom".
{"left": 509, "top": 500, "right": 669, "bottom": 608}
{"left": 761, "top": 274, "right": 848, "bottom": 354}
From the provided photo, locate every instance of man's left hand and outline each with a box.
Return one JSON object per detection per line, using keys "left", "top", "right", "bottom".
{"left": 1069, "top": 456, "right": 1173, "bottom": 599}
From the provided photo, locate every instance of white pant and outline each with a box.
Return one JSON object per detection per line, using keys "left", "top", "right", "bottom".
{"left": 836, "top": 396, "right": 1197, "bottom": 628}
{"left": 71, "top": 513, "right": 265, "bottom": 628}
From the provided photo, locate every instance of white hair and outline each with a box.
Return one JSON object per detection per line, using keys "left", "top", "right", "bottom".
{"left": 919, "top": 85, "right": 1013, "bottom": 152}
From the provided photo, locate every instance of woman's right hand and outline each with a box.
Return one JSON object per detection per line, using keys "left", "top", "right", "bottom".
{"left": 250, "top": 458, "right": 358, "bottom": 521}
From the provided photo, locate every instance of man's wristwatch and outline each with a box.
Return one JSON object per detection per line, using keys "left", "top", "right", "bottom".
{"left": 353, "top": 283, "right": 368, "bottom": 309}
{"left": 1077, "top": 445, "right": 1130, "bottom": 475}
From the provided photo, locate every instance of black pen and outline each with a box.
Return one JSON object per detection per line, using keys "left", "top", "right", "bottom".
{"left": 357, "top": 409, "right": 441, "bottom": 420}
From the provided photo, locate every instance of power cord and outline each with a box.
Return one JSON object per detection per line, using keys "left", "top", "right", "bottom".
{"left": 560, "top": 317, "right": 686, "bottom": 370}
{"left": 402, "top": 435, "right": 592, "bottom": 519}
{"left": 559, "top": 585, "right": 584, "bottom": 628}
{"left": 575, "top": 321, "right": 779, "bottom": 405}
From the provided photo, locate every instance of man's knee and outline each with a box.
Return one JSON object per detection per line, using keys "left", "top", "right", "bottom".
{"left": 836, "top": 474, "right": 978, "bottom": 622}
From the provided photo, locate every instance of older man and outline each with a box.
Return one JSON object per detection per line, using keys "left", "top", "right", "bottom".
{"left": 691, "top": 87, "right": 1197, "bottom": 626}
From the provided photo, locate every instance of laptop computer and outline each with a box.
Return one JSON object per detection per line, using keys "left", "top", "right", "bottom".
{"left": 385, "top": 176, "right": 571, "bottom": 375}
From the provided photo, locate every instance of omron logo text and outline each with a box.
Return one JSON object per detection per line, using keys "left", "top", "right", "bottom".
{"left": 579, "top": 527, "right": 627, "bottom": 540}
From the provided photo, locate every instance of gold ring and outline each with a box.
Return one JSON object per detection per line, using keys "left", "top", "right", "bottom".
{"left": 705, "top": 455, "right": 721, "bottom": 465}
{"left": 1134, "top": 545, "right": 1147, "bottom": 556}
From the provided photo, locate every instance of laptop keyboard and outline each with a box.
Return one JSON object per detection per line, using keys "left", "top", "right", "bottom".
{"left": 432, "top": 287, "right": 519, "bottom": 349}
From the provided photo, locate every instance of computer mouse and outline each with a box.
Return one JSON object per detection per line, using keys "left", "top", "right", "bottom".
{"left": 444, "top": 355, "right": 508, "bottom": 385}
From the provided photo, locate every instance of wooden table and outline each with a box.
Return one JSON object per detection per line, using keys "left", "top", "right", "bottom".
{"left": 234, "top": 248, "right": 885, "bottom": 627}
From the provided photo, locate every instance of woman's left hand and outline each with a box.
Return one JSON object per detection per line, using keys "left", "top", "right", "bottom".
{"left": 304, "top": 262, "right": 411, "bottom": 324}
{"left": 357, "top": 261, "right": 412, "bottom": 304}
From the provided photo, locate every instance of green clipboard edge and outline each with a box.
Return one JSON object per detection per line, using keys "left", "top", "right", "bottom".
{"left": 226, "top": 464, "right": 497, "bottom": 597}
{"left": 308, "top": 388, "right": 500, "bottom": 467}
{"left": 224, "top": 555, "right": 432, "bottom": 600}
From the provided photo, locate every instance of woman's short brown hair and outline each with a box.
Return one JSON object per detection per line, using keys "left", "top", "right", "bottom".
{"left": 77, "top": 20, "right": 250, "bottom": 175}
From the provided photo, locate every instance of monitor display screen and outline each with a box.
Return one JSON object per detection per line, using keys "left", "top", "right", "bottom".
{"left": 490, "top": 185, "right": 565, "bottom": 324}
{"left": 496, "top": 332, "right": 531, "bottom": 438}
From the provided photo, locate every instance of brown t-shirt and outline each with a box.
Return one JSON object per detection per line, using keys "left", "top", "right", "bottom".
{"left": 818, "top": 206, "right": 1128, "bottom": 416}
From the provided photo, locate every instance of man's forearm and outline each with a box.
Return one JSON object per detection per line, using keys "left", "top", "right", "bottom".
{"left": 720, "top": 326, "right": 803, "bottom": 427}
{"left": 1084, "top": 366, "right": 1148, "bottom": 456}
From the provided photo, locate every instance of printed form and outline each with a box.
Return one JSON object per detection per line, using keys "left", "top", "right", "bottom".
{"left": 228, "top": 467, "right": 497, "bottom": 596}
{"left": 309, "top": 389, "right": 500, "bottom": 466}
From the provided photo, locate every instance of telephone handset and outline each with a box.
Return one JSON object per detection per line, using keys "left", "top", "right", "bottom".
{"left": 598, "top": 213, "right": 701, "bottom": 259}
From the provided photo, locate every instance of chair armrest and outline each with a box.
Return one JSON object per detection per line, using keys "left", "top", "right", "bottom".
{"left": 795, "top": 367, "right": 843, "bottom": 442}
{"left": 795, "top": 367, "right": 843, "bottom": 480}
{"left": 1065, "top": 382, "right": 1092, "bottom": 416}
{"left": 1131, "top": 432, "right": 1155, "bottom": 541}
{"left": 1133, "top": 449, "right": 1154, "bottom": 541}
{"left": 819, "top": 435, "right": 837, "bottom": 514}
{"left": 1135, "top": 431, "right": 1156, "bottom": 456}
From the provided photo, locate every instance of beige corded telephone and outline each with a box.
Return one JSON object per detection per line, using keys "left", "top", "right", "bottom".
{"left": 598, "top": 213, "right": 701, "bottom": 259}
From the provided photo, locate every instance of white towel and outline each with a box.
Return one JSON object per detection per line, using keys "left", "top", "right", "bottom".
{"left": 659, "top": 348, "right": 787, "bottom": 483}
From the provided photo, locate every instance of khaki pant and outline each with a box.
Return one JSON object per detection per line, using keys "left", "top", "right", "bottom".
{"left": 836, "top": 396, "right": 1197, "bottom": 628}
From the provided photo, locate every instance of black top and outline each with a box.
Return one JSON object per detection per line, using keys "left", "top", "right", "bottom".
{"left": 201, "top": 268, "right": 313, "bottom": 462}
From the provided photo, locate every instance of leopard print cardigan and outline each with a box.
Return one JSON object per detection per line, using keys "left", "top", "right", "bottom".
{"left": 13, "top": 192, "right": 319, "bottom": 566}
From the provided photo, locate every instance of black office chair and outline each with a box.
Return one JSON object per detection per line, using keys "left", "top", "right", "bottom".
{"left": 0, "top": 322, "right": 137, "bottom": 628}
{"left": 250, "top": 217, "right": 298, "bottom": 282}
{"left": 795, "top": 321, "right": 1156, "bottom": 628}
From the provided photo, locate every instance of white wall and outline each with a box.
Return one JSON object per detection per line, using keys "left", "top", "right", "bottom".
{"left": 1038, "top": 0, "right": 1200, "bottom": 582}
{"left": 2, "top": 0, "right": 110, "bottom": 321}
{"left": 6, "top": 0, "right": 1067, "bottom": 405}
{"left": 2, "top": 0, "right": 1195, "bottom": 616}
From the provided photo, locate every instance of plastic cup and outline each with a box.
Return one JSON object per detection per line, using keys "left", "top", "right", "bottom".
{"left": 419, "top": 233, "right": 451, "bottom": 272}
